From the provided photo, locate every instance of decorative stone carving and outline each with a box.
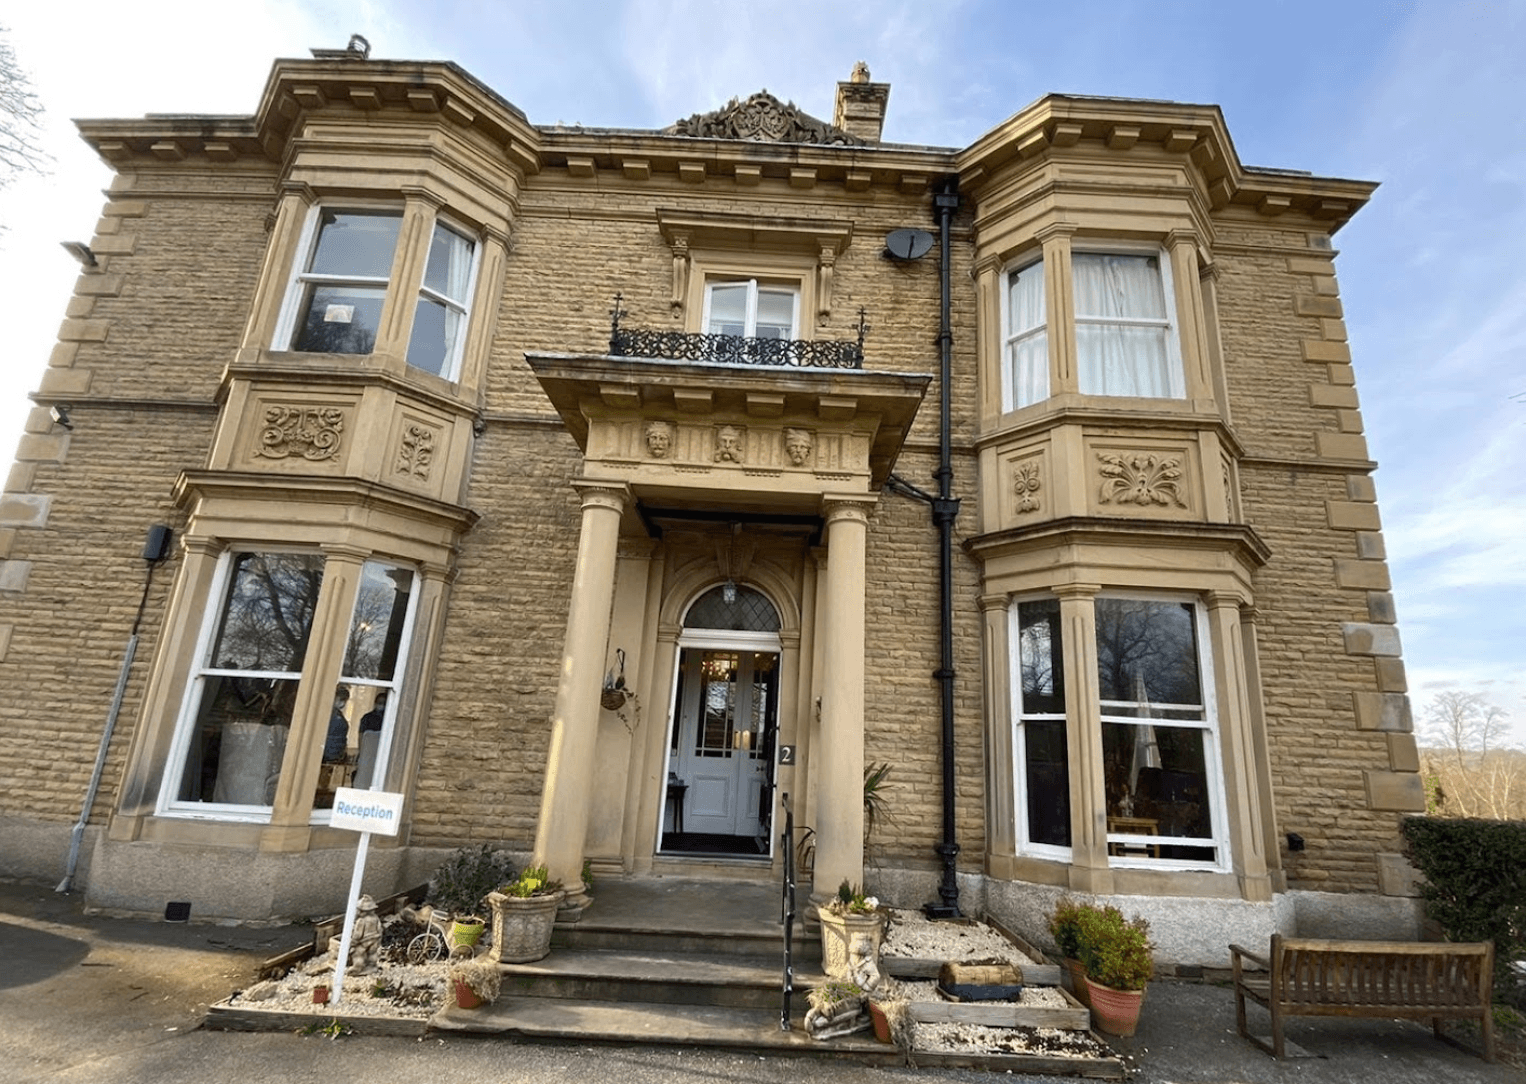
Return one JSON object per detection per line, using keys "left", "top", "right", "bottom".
{"left": 714, "top": 425, "right": 744, "bottom": 463}
{"left": 1097, "top": 452, "right": 1186, "bottom": 508}
{"left": 255, "top": 405, "right": 344, "bottom": 461}
{"left": 1013, "top": 459, "right": 1042, "bottom": 513}
{"left": 396, "top": 423, "right": 436, "bottom": 480}
{"left": 668, "top": 91, "right": 863, "bottom": 146}
{"left": 645, "top": 420, "right": 675, "bottom": 459}
{"left": 784, "top": 428, "right": 813, "bottom": 467}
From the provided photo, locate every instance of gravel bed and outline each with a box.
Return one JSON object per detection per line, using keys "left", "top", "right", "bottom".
{"left": 913, "top": 1021, "right": 1113, "bottom": 1059}
{"left": 894, "top": 979, "right": 1069, "bottom": 1007}
{"left": 881, "top": 908, "right": 1039, "bottom": 965}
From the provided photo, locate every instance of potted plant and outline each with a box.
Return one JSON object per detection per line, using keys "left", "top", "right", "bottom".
{"left": 426, "top": 843, "right": 516, "bottom": 949}
{"left": 867, "top": 989, "right": 910, "bottom": 1046}
{"left": 1073, "top": 903, "right": 1154, "bottom": 1036}
{"left": 817, "top": 880, "right": 886, "bottom": 981}
{"left": 1048, "top": 895, "right": 1093, "bottom": 1007}
{"left": 804, "top": 979, "right": 870, "bottom": 1040}
{"left": 448, "top": 955, "right": 502, "bottom": 1009}
{"left": 486, "top": 865, "right": 565, "bottom": 963}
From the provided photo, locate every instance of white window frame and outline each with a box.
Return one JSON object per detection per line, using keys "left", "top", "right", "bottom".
{"left": 1010, "top": 595, "right": 1072, "bottom": 861}
{"left": 158, "top": 549, "right": 421, "bottom": 823}
{"left": 701, "top": 278, "right": 801, "bottom": 340}
{"left": 1071, "top": 243, "right": 1184, "bottom": 400}
{"left": 1008, "top": 591, "right": 1231, "bottom": 872}
{"left": 273, "top": 204, "right": 481, "bottom": 382}
{"left": 1001, "top": 255, "right": 1049, "bottom": 412}
{"left": 403, "top": 217, "right": 480, "bottom": 380}
{"left": 998, "top": 242, "right": 1186, "bottom": 410}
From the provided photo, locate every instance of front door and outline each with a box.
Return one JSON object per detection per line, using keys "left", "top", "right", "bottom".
{"left": 666, "top": 646, "right": 778, "bottom": 853}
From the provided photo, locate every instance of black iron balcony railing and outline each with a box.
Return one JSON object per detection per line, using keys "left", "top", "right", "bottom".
{"left": 608, "top": 295, "right": 867, "bottom": 370}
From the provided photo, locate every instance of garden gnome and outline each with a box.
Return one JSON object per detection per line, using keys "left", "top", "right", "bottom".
{"left": 328, "top": 894, "right": 384, "bottom": 973}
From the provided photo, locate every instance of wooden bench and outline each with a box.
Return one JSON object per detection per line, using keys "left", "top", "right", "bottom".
{"left": 1230, "top": 935, "right": 1495, "bottom": 1062}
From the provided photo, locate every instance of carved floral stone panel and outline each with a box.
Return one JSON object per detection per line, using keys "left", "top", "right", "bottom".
{"left": 1096, "top": 452, "right": 1186, "bottom": 508}
{"left": 254, "top": 405, "right": 345, "bottom": 462}
{"left": 1012, "top": 459, "right": 1042, "bottom": 513}
{"left": 396, "top": 423, "right": 436, "bottom": 481}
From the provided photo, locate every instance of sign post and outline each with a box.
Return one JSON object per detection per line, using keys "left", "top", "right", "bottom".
{"left": 327, "top": 787, "right": 404, "bottom": 1004}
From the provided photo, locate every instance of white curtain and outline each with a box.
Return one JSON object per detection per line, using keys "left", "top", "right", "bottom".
{"left": 439, "top": 227, "right": 474, "bottom": 362}
{"left": 1006, "top": 261, "right": 1048, "bottom": 408}
{"left": 1073, "top": 253, "right": 1174, "bottom": 398}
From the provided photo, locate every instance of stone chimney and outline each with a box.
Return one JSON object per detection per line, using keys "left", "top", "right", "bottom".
{"left": 833, "top": 61, "right": 891, "bottom": 143}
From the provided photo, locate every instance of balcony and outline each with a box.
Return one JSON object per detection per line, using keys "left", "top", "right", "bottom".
{"left": 608, "top": 296, "right": 866, "bottom": 370}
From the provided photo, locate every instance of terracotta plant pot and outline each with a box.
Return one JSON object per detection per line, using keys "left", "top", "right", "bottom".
{"left": 453, "top": 978, "right": 484, "bottom": 1009}
{"left": 1063, "top": 957, "right": 1092, "bottom": 1007}
{"left": 1085, "top": 977, "right": 1145, "bottom": 1037}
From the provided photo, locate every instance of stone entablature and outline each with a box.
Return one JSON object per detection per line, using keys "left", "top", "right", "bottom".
{"left": 527, "top": 352, "right": 930, "bottom": 516}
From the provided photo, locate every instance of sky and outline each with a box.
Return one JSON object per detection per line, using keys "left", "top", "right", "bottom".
{"left": 1, "top": 1, "right": 1522, "bottom": 746}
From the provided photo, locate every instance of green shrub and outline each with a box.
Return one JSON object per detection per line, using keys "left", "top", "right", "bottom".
{"left": 1049, "top": 895, "right": 1088, "bottom": 960}
{"left": 1402, "top": 816, "right": 1526, "bottom": 1007}
{"left": 1073, "top": 903, "right": 1154, "bottom": 991}
{"left": 427, "top": 844, "right": 516, "bottom": 917}
{"left": 499, "top": 864, "right": 562, "bottom": 899}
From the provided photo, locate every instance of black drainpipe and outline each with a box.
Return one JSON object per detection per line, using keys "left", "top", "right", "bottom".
{"left": 888, "top": 175, "right": 963, "bottom": 918}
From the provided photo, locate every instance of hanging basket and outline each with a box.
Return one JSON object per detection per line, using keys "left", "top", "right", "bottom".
{"left": 600, "top": 687, "right": 627, "bottom": 711}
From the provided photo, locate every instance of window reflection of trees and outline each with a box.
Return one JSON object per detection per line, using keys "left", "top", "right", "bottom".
{"left": 1094, "top": 599, "right": 1200, "bottom": 708}
{"left": 210, "top": 553, "right": 324, "bottom": 672}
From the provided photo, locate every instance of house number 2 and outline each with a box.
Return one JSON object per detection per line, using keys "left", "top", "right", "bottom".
{"left": 777, "top": 745, "right": 796, "bottom": 765}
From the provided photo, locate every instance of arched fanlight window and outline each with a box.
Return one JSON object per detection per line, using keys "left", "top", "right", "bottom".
{"left": 684, "top": 585, "right": 780, "bottom": 632}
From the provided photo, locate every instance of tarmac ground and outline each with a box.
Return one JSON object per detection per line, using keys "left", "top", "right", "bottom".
{"left": 0, "top": 879, "right": 1518, "bottom": 1084}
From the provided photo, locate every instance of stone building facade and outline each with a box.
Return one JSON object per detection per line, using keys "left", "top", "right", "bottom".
{"left": 0, "top": 48, "right": 1421, "bottom": 964}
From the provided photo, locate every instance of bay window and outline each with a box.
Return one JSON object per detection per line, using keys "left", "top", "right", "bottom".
{"left": 162, "top": 551, "right": 417, "bottom": 820}
{"left": 1001, "top": 245, "right": 1184, "bottom": 409}
{"left": 282, "top": 207, "right": 479, "bottom": 380}
{"left": 1011, "top": 593, "right": 1226, "bottom": 867}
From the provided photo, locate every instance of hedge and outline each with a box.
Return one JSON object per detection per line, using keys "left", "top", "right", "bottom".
{"left": 1401, "top": 816, "right": 1526, "bottom": 1006}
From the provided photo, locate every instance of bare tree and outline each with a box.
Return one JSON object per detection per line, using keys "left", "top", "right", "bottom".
{"left": 0, "top": 26, "right": 47, "bottom": 188}
{"left": 1419, "top": 691, "right": 1524, "bottom": 820}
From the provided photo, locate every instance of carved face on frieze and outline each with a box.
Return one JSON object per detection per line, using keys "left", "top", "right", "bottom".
{"left": 644, "top": 420, "right": 675, "bottom": 459}
{"left": 784, "top": 428, "right": 813, "bottom": 466}
{"left": 714, "top": 425, "right": 744, "bottom": 463}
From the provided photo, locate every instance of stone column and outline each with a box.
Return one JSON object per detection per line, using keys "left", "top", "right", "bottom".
{"left": 532, "top": 480, "right": 628, "bottom": 916}
{"left": 980, "top": 593, "right": 1016, "bottom": 858}
{"left": 1055, "top": 584, "right": 1112, "bottom": 894}
{"left": 1206, "top": 591, "right": 1272, "bottom": 901}
{"left": 812, "top": 497, "right": 873, "bottom": 897}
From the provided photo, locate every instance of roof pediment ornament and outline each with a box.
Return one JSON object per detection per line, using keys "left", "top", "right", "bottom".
{"left": 667, "top": 91, "right": 863, "bottom": 146}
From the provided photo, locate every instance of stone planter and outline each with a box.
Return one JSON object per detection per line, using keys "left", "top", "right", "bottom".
{"left": 1085, "top": 977, "right": 1145, "bottom": 1037}
{"left": 487, "top": 889, "right": 566, "bottom": 963}
{"left": 817, "top": 908, "right": 885, "bottom": 981}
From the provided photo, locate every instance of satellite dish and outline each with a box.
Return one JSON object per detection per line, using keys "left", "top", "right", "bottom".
{"left": 884, "top": 228, "right": 934, "bottom": 261}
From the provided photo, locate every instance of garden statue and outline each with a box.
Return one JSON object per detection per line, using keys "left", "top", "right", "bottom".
{"left": 326, "top": 894, "right": 384, "bottom": 973}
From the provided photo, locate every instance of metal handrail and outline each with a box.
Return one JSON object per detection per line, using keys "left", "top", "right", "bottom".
{"left": 779, "top": 791, "right": 796, "bottom": 1031}
{"left": 608, "top": 294, "right": 869, "bottom": 370}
